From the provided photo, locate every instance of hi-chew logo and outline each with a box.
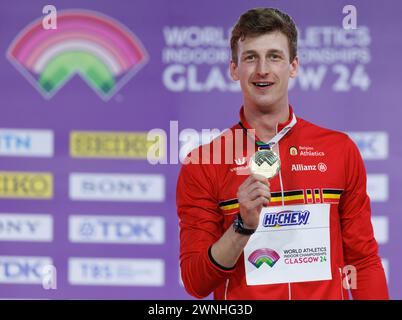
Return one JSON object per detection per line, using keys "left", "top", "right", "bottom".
{"left": 248, "top": 249, "right": 280, "bottom": 268}
{"left": 7, "top": 10, "right": 148, "bottom": 101}
{"left": 263, "top": 210, "right": 310, "bottom": 227}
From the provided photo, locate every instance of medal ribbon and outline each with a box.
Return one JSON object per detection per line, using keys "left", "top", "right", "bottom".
{"left": 238, "top": 111, "right": 297, "bottom": 150}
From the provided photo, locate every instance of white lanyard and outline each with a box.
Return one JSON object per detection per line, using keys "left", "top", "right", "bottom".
{"left": 239, "top": 111, "right": 297, "bottom": 149}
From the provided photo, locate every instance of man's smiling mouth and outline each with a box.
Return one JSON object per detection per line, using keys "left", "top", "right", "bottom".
{"left": 252, "top": 82, "right": 274, "bottom": 88}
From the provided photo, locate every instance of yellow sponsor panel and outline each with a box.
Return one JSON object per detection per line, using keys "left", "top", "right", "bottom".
{"left": 0, "top": 172, "right": 53, "bottom": 199}
{"left": 70, "top": 131, "right": 165, "bottom": 159}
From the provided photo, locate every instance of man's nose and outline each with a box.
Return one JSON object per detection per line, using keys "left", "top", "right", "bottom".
{"left": 256, "top": 60, "right": 270, "bottom": 76}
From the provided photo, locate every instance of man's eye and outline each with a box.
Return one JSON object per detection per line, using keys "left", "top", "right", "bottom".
{"left": 270, "top": 54, "right": 280, "bottom": 60}
{"left": 245, "top": 55, "right": 255, "bottom": 61}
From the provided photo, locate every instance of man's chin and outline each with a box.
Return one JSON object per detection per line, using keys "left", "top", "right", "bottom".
{"left": 253, "top": 99, "right": 277, "bottom": 110}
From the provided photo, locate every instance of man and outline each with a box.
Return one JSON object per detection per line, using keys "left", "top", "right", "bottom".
{"left": 176, "top": 7, "right": 389, "bottom": 300}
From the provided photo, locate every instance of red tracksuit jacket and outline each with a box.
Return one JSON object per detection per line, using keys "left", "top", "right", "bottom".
{"left": 176, "top": 106, "right": 389, "bottom": 300}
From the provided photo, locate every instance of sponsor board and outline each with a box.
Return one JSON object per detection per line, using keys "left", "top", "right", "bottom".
{"left": 0, "top": 213, "right": 53, "bottom": 242}
{"left": 68, "top": 257, "right": 164, "bottom": 286}
{"left": 69, "top": 215, "right": 164, "bottom": 244}
{"left": 367, "top": 174, "right": 388, "bottom": 202}
{"left": 0, "top": 129, "right": 53, "bottom": 157}
{"left": 70, "top": 131, "right": 165, "bottom": 159}
{"left": 371, "top": 216, "right": 389, "bottom": 245}
{"left": 69, "top": 173, "right": 165, "bottom": 202}
{"left": 0, "top": 172, "right": 53, "bottom": 199}
{"left": 347, "top": 132, "right": 388, "bottom": 160}
{"left": 0, "top": 256, "right": 52, "bottom": 284}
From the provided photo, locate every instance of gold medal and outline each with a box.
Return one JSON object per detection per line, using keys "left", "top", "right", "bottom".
{"left": 249, "top": 149, "right": 280, "bottom": 179}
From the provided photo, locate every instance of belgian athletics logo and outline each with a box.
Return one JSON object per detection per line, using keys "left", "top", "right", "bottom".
{"left": 7, "top": 10, "right": 148, "bottom": 101}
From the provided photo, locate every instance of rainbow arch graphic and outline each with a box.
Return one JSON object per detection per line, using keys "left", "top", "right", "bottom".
{"left": 248, "top": 248, "right": 280, "bottom": 268}
{"left": 7, "top": 10, "right": 148, "bottom": 101}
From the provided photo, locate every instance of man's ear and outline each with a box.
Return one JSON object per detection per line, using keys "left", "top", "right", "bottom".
{"left": 289, "top": 56, "right": 299, "bottom": 78}
{"left": 230, "top": 60, "right": 240, "bottom": 81}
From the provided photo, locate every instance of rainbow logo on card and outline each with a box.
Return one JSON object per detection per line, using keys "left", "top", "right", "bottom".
{"left": 7, "top": 10, "right": 148, "bottom": 101}
{"left": 248, "top": 248, "right": 280, "bottom": 268}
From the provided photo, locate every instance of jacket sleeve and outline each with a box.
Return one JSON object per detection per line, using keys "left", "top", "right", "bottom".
{"left": 338, "top": 137, "right": 389, "bottom": 299}
{"left": 176, "top": 160, "right": 236, "bottom": 299}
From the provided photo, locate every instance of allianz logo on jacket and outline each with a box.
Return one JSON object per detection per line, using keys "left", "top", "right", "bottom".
{"left": 291, "top": 162, "right": 327, "bottom": 172}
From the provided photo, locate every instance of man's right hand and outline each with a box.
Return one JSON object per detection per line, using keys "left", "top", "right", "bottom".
{"left": 237, "top": 174, "right": 271, "bottom": 229}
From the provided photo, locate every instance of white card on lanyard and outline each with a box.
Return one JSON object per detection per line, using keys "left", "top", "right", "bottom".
{"left": 244, "top": 204, "right": 332, "bottom": 285}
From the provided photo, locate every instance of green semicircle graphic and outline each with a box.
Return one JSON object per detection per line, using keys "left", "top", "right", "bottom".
{"left": 39, "top": 51, "right": 115, "bottom": 96}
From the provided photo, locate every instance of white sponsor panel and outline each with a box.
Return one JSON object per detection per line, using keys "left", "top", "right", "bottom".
{"left": 367, "top": 174, "right": 388, "bottom": 202}
{"left": 371, "top": 216, "right": 389, "bottom": 245}
{"left": 244, "top": 204, "right": 331, "bottom": 285}
{"left": 347, "top": 132, "right": 388, "bottom": 160}
{"left": 69, "top": 173, "right": 165, "bottom": 202}
{"left": 0, "top": 256, "right": 52, "bottom": 284}
{"left": 69, "top": 215, "right": 165, "bottom": 244}
{"left": 0, "top": 129, "right": 53, "bottom": 157}
{"left": 68, "top": 257, "right": 164, "bottom": 286}
{"left": 0, "top": 213, "right": 53, "bottom": 242}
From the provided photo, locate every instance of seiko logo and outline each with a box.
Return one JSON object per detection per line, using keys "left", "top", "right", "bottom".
{"left": 291, "top": 163, "right": 327, "bottom": 172}
{"left": 0, "top": 172, "right": 53, "bottom": 198}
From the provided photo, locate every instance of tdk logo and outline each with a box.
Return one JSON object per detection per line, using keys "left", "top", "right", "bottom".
{"left": 0, "top": 256, "right": 52, "bottom": 284}
{"left": 78, "top": 221, "right": 153, "bottom": 239}
{"left": 263, "top": 210, "right": 310, "bottom": 227}
{"left": 69, "top": 215, "right": 165, "bottom": 244}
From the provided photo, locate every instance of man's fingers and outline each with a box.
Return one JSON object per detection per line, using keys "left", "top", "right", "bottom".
{"left": 248, "top": 188, "right": 271, "bottom": 202}
{"left": 246, "top": 196, "right": 270, "bottom": 210}
{"left": 244, "top": 174, "right": 269, "bottom": 187}
{"left": 247, "top": 181, "right": 270, "bottom": 194}
{"left": 250, "top": 174, "right": 270, "bottom": 185}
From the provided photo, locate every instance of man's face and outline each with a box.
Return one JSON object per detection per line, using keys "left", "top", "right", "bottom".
{"left": 230, "top": 31, "right": 298, "bottom": 111}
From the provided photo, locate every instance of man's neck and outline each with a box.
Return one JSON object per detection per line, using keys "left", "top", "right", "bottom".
{"left": 244, "top": 103, "right": 290, "bottom": 143}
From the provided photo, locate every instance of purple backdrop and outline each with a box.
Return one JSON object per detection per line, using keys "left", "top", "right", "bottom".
{"left": 0, "top": 0, "right": 400, "bottom": 299}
